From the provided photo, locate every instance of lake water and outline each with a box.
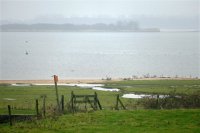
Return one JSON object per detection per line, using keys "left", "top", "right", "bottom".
{"left": 0, "top": 32, "right": 199, "bottom": 80}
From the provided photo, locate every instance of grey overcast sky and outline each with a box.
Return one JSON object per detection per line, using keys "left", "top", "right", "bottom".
{"left": 0, "top": 0, "right": 199, "bottom": 20}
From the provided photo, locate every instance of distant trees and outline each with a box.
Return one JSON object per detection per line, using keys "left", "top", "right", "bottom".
{"left": 0, "top": 21, "right": 140, "bottom": 32}
{"left": 116, "top": 21, "right": 139, "bottom": 30}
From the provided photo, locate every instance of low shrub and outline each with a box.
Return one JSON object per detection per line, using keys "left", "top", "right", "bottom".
{"left": 137, "top": 92, "right": 200, "bottom": 109}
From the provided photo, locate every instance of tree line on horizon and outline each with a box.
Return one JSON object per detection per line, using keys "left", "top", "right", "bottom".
{"left": 0, "top": 21, "right": 159, "bottom": 32}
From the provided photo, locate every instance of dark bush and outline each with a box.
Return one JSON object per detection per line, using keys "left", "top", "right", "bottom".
{"left": 137, "top": 92, "right": 200, "bottom": 109}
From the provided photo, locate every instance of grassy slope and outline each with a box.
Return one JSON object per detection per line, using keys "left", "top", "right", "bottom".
{"left": 0, "top": 109, "right": 200, "bottom": 133}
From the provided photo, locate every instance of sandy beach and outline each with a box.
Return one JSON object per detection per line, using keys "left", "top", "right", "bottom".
{"left": 0, "top": 79, "right": 105, "bottom": 84}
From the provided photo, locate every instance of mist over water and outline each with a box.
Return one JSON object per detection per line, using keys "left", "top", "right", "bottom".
{"left": 0, "top": 32, "right": 199, "bottom": 80}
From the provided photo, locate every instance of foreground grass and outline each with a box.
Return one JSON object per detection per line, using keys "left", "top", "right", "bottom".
{"left": 0, "top": 109, "right": 200, "bottom": 133}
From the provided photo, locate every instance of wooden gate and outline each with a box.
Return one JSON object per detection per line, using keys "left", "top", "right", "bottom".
{"left": 70, "top": 91, "right": 102, "bottom": 113}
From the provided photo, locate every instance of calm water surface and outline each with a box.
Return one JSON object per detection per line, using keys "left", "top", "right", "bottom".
{"left": 0, "top": 32, "right": 199, "bottom": 80}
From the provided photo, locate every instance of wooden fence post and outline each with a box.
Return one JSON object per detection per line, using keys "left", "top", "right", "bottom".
{"left": 94, "top": 92, "right": 97, "bottom": 110}
{"left": 36, "top": 99, "right": 39, "bottom": 117}
{"left": 41, "top": 95, "right": 46, "bottom": 117}
{"left": 84, "top": 96, "right": 87, "bottom": 111}
{"left": 95, "top": 92, "right": 102, "bottom": 110}
{"left": 8, "top": 105, "right": 12, "bottom": 126}
{"left": 53, "top": 75, "right": 60, "bottom": 112}
{"left": 115, "top": 94, "right": 119, "bottom": 110}
{"left": 156, "top": 94, "right": 159, "bottom": 109}
{"left": 71, "top": 91, "right": 74, "bottom": 113}
{"left": 61, "top": 95, "right": 64, "bottom": 112}
{"left": 115, "top": 94, "right": 126, "bottom": 110}
{"left": 118, "top": 98, "right": 126, "bottom": 110}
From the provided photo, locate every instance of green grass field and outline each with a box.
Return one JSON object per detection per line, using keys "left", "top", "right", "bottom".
{"left": 0, "top": 79, "right": 200, "bottom": 132}
{"left": 104, "top": 79, "right": 200, "bottom": 94}
{"left": 0, "top": 85, "right": 119, "bottom": 114}
{"left": 0, "top": 79, "right": 199, "bottom": 113}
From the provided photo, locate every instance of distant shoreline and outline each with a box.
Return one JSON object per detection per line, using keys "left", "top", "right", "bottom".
{"left": 0, "top": 30, "right": 161, "bottom": 32}
{"left": 0, "top": 30, "right": 198, "bottom": 32}
{"left": 0, "top": 78, "right": 199, "bottom": 84}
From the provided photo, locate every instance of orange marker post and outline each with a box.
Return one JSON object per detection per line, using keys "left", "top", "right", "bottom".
{"left": 53, "top": 75, "right": 60, "bottom": 112}
{"left": 54, "top": 75, "right": 58, "bottom": 83}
